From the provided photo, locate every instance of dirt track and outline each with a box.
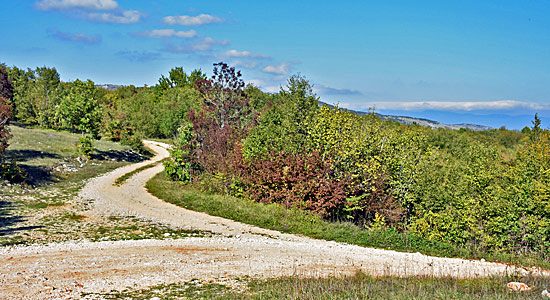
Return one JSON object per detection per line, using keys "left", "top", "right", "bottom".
{"left": 1, "top": 141, "right": 546, "bottom": 299}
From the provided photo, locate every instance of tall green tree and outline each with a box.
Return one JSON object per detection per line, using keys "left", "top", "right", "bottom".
{"left": 531, "top": 113, "right": 542, "bottom": 142}
{"left": 7, "top": 66, "right": 62, "bottom": 126}
{"left": 244, "top": 74, "right": 319, "bottom": 158}
{"left": 56, "top": 79, "right": 102, "bottom": 138}
{"left": 155, "top": 67, "right": 206, "bottom": 97}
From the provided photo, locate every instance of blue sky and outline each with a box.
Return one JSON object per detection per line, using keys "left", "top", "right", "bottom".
{"left": 2, "top": 0, "right": 550, "bottom": 129}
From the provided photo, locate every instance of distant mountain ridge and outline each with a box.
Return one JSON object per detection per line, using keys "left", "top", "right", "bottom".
{"left": 96, "top": 84, "right": 125, "bottom": 91}
{"left": 320, "top": 102, "right": 493, "bottom": 131}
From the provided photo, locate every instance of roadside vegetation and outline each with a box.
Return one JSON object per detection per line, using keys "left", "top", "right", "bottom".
{"left": 148, "top": 172, "right": 550, "bottom": 269}
{"left": 85, "top": 272, "right": 550, "bottom": 299}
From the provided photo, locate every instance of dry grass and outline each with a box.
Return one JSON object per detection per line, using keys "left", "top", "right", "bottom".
{"left": 84, "top": 272, "right": 550, "bottom": 299}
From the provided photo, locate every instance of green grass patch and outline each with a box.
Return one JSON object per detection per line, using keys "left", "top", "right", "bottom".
{"left": 6, "top": 124, "right": 132, "bottom": 168}
{"left": 0, "top": 124, "right": 151, "bottom": 245}
{"left": 147, "top": 172, "right": 550, "bottom": 269}
{"left": 249, "top": 273, "right": 550, "bottom": 300}
{"left": 114, "top": 162, "right": 159, "bottom": 186}
{"left": 26, "top": 201, "right": 49, "bottom": 209}
{"left": 83, "top": 272, "right": 550, "bottom": 299}
{"left": 25, "top": 201, "right": 65, "bottom": 209}
{"left": 64, "top": 212, "right": 88, "bottom": 221}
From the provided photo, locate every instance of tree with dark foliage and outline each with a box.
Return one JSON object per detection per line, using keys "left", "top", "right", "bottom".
{"left": 0, "top": 65, "right": 13, "bottom": 157}
{"left": 182, "top": 62, "right": 253, "bottom": 187}
{"left": 195, "top": 62, "right": 251, "bottom": 129}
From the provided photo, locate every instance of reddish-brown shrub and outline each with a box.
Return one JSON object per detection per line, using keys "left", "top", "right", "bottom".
{"left": 231, "top": 144, "right": 403, "bottom": 225}
{"left": 0, "top": 96, "right": 12, "bottom": 156}
{"left": 0, "top": 66, "right": 13, "bottom": 157}
{"left": 234, "top": 149, "right": 351, "bottom": 219}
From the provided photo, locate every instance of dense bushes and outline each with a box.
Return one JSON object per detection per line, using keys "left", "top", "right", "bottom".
{"left": 235, "top": 149, "right": 351, "bottom": 219}
{"left": 3, "top": 61, "right": 549, "bottom": 256}
{"left": 163, "top": 63, "right": 550, "bottom": 256}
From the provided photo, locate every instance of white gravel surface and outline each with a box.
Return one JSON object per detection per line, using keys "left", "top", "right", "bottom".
{"left": 1, "top": 141, "right": 547, "bottom": 299}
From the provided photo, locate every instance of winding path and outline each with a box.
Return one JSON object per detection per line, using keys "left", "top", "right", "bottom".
{"left": 0, "top": 141, "right": 546, "bottom": 299}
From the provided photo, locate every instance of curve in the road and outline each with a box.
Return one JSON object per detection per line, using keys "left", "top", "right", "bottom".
{"left": 0, "top": 140, "right": 546, "bottom": 299}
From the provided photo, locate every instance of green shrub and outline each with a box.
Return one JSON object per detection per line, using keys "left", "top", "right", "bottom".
{"left": 0, "top": 160, "right": 26, "bottom": 182}
{"left": 76, "top": 135, "right": 94, "bottom": 158}
{"left": 121, "top": 133, "right": 147, "bottom": 154}
{"left": 164, "top": 123, "right": 195, "bottom": 184}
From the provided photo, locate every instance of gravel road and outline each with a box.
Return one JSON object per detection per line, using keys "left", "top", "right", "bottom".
{"left": 1, "top": 141, "right": 547, "bottom": 299}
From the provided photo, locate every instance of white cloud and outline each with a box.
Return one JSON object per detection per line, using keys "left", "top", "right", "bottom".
{"left": 35, "top": 0, "right": 118, "bottom": 10}
{"left": 223, "top": 50, "right": 270, "bottom": 59}
{"left": 133, "top": 29, "right": 197, "bottom": 38}
{"left": 231, "top": 60, "right": 260, "bottom": 69}
{"left": 314, "top": 85, "right": 363, "bottom": 96}
{"left": 163, "top": 14, "right": 224, "bottom": 26}
{"left": 50, "top": 30, "right": 101, "bottom": 44}
{"left": 36, "top": 0, "right": 142, "bottom": 24}
{"left": 342, "top": 100, "right": 550, "bottom": 112}
{"left": 262, "top": 62, "right": 292, "bottom": 75}
{"left": 165, "top": 37, "right": 229, "bottom": 53}
{"left": 86, "top": 10, "right": 142, "bottom": 23}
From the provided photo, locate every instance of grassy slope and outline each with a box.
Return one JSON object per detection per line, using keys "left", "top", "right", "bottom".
{"left": 0, "top": 125, "right": 207, "bottom": 246}
{"left": 7, "top": 124, "right": 131, "bottom": 166}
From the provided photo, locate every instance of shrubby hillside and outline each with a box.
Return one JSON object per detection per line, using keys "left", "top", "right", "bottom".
{"left": 1, "top": 62, "right": 548, "bottom": 258}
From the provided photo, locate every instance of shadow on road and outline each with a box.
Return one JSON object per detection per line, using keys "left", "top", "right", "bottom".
{"left": 92, "top": 149, "right": 149, "bottom": 162}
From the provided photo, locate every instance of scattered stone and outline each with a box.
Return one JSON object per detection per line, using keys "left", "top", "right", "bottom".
{"left": 507, "top": 282, "right": 531, "bottom": 292}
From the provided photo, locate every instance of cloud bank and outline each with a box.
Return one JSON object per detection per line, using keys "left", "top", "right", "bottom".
{"left": 314, "top": 85, "right": 363, "bottom": 96}
{"left": 163, "top": 14, "right": 224, "bottom": 26}
{"left": 50, "top": 30, "right": 101, "bottom": 44}
{"left": 223, "top": 50, "right": 270, "bottom": 59}
{"left": 35, "top": 0, "right": 143, "bottom": 24}
{"left": 35, "top": 0, "right": 118, "bottom": 11}
{"left": 132, "top": 29, "right": 197, "bottom": 38}
{"left": 86, "top": 10, "right": 142, "bottom": 23}
{"left": 262, "top": 62, "right": 293, "bottom": 75}
{"left": 343, "top": 100, "right": 550, "bottom": 112}
{"left": 165, "top": 37, "right": 229, "bottom": 53}
{"left": 231, "top": 61, "right": 260, "bottom": 69}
